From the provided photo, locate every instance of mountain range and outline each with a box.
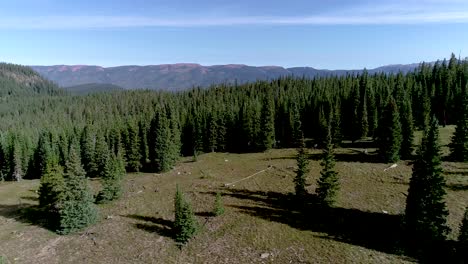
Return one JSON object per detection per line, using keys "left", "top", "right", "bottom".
{"left": 31, "top": 63, "right": 422, "bottom": 91}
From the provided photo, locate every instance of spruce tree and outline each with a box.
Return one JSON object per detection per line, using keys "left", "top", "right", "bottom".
{"left": 316, "top": 125, "right": 339, "bottom": 207}
{"left": 405, "top": 116, "right": 450, "bottom": 248}
{"left": 38, "top": 158, "right": 65, "bottom": 229}
{"left": 93, "top": 134, "right": 109, "bottom": 178}
{"left": 212, "top": 192, "right": 225, "bottom": 216}
{"left": 96, "top": 152, "right": 123, "bottom": 204}
{"left": 80, "top": 125, "right": 96, "bottom": 177}
{"left": 377, "top": 97, "right": 402, "bottom": 163}
{"left": 361, "top": 92, "right": 369, "bottom": 138}
{"left": 449, "top": 91, "right": 468, "bottom": 161}
{"left": 57, "top": 146, "right": 98, "bottom": 235}
{"left": 173, "top": 185, "right": 198, "bottom": 245}
{"left": 400, "top": 98, "right": 415, "bottom": 159}
{"left": 123, "top": 123, "right": 141, "bottom": 172}
{"left": 331, "top": 103, "right": 343, "bottom": 146}
{"left": 294, "top": 134, "right": 309, "bottom": 197}
{"left": 207, "top": 112, "right": 218, "bottom": 152}
{"left": 259, "top": 94, "right": 275, "bottom": 151}
{"left": 149, "top": 109, "right": 174, "bottom": 172}
{"left": 27, "top": 131, "right": 51, "bottom": 179}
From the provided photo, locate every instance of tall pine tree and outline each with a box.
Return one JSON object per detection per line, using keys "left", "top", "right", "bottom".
{"left": 377, "top": 97, "right": 402, "bottom": 163}
{"left": 449, "top": 89, "right": 468, "bottom": 161}
{"left": 294, "top": 134, "right": 309, "bottom": 197}
{"left": 316, "top": 125, "right": 340, "bottom": 207}
{"left": 405, "top": 116, "right": 450, "bottom": 249}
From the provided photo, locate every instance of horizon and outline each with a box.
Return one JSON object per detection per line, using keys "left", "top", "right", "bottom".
{"left": 1, "top": 1, "right": 468, "bottom": 68}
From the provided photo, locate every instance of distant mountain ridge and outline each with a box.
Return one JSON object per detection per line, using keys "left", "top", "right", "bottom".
{"left": 31, "top": 63, "right": 423, "bottom": 91}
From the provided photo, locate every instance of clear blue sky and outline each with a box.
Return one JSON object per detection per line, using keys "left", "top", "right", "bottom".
{"left": 0, "top": 0, "right": 467, "bottom": 69}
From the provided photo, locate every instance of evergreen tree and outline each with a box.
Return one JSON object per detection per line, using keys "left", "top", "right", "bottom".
{"left": 331, "top": 103, "right": 343, "bottom": 146}
{"left": 138, "top": 120, "right": 149, "bottom": 170}
{"left": 38, "top": 159, "right": 65, "bottom": 229}
{"left": 316, "top": 125, "right": 340, "bottom": 207}
{"left": 207, "top": 112, "right": 218, "bottom": 152}
{"left": 27, "top": 131, "right": 51, "bottom": 179}
{"left": 123, "top": 122, "right": 141, "bottom": 172}
{"left": 294, "top": 135, "right": 309, "bottom": 197}
{"left": 259, "top": 94, "right": 275, "bottom": 150}
{"left": 8, "top": 137, "right": 23, "bottom": 181}
{"left": 93, "top": 134, "right": 109, "bottom": 178}
{"left": 290, "top": 105, "right": 303, "bottom": 147}
{"left": 173, "top": 185, "right": 198, "bottom": 245}
{"left": 168, "top": 106, "right": 181, "bottom": 166}
{"left": 96, "top": 152, "right": 123, "bottom": 203}
{"left": 400, "top": 98, "right": 415, "bottom": 159}
{"left": 361, "top": 91, "right": 369, "bottom": 138}
{"left": 405, "top": 116, "right": 450, "bottom": 248}
{"left": 149, "top": 109, "right": 175, "bottom": 172}
{"left": 212, "top": 192, "right": 225, "bottom": 216}
{"left": 449, "top": 91, "right": 468, "bottom": 161}
{"left": 80, "top": 125, "right": 96, "bottom": 177}
{"left": 57, "top": 146, "right": 98, "bottom": 235}
{"left": 377, "top": 97, "right": 402, "bottom": 163}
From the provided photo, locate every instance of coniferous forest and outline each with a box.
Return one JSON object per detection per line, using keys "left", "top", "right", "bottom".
{"left": 0, "top": 54, "right": 468, "bottom": 262}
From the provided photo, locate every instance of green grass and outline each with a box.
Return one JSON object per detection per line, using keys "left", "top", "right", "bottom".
{"left": 0, "top": 126, "right": 467, "bottom": 263}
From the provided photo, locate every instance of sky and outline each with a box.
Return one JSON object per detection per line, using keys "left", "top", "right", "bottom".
{"left": 0, "top": 0, "right": 467, "bottom": 69}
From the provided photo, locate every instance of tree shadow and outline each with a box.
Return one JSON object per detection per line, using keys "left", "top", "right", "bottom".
{"left": 203, "top": 188, "right": 459, "bottom": 263}
{"left": 123, "top": 214, "right": 173, "bottom": 238}
{"left": 307, "top": 152, "right": 383, "bottom": 163}
{"left": 195, "top": 211, "right": 215, "bottom": 217}
{"left": 20, "top": 196, "right": 39, "bottom": 202}
{"left": 0, "top": 204, "right": 50, "bottom": 229}
{"left": 446, "top": 184, "right": 468, "bottom": 191}
{"left": 444, "top": 171, "right": 468, "bottom": 176}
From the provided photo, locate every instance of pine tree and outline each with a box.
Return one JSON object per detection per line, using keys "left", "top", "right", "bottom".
{"left": 316, "top": 125, "right": 340, "bottom": 207}
{"left": 400, "top": 98, "right": 415, "bottom": 159}
{"left": 138, "top": 120, "right": 149, "bottom": 170}
{"left": 27, "top": 131, "right": 51, "bottom": 179}
{"left": 80, "top": 125, "right": 96, "bottom": 177}
{"left": 259, "top": 94, "right": 275, "bottom": 151}
{"left": 167, "top": 106, "right": 181, "bottom": 166}
{"left": 93, "top": 134, "right": 109, "bottom": 178}
{"left": 377, "top": 97, "right": 402, "bottom": 163}
{"left": 207, "top": 112, "right": 218, "bottom": 152}
{"left": 149, "top": 109, "right": 174, "bottom": 172}
{"left": 96, "top": 152, "right": 123, "bottom": 203}
{"left": 331, "top": 103, "right": 343, "bottom": 146}
{"left": 57, "top": 146, "right": 98, "bottom": 235}
{"left": 361, "top": 91, "right": 369, "bottom": 138}
{"left": 38, "top": 159, "right": 65, "bottom": 229}
{"left": 123, "top": 122, "right": 141, "bottom": 172}
{"left": 449, "top": 91, "right": 468, "bottom": 161}
{"left": 173, "top": 185, "right": 198, "bottom": 245}
{"left": 8, "top": 137, "right": 23, "bottom": 181}
{"left": 405, "top": 116, "right": 450, "bottom": 248}
{"left": 213, "top": 192, "right": 225, "bottom": 216}
{"left": 294, "top": 134, "right": 309, "bottom": 197}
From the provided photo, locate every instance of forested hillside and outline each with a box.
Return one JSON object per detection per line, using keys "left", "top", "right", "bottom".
{"left": 0, "top": 63, "right": 63, "bottom": 97}
{"left": 0, "top": 54, "right": 467, "bottom": 182}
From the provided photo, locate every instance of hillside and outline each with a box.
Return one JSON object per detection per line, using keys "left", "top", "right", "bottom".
{"left": 65, "top": 83, "right": 124, "bottom": 95}
{"left": 0, "top": 63, "right": 63, "bottom": 97}
{"left": 31, "top": 63, "right": 420, "bottom": 91}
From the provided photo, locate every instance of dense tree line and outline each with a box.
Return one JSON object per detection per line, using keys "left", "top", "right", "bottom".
{"left": 1, "top": 54, "right": 467, "bottom": 181}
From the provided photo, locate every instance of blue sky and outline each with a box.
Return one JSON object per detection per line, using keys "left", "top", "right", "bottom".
{"left": 0, "top": 0, "right": 467, "bottom": 69}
